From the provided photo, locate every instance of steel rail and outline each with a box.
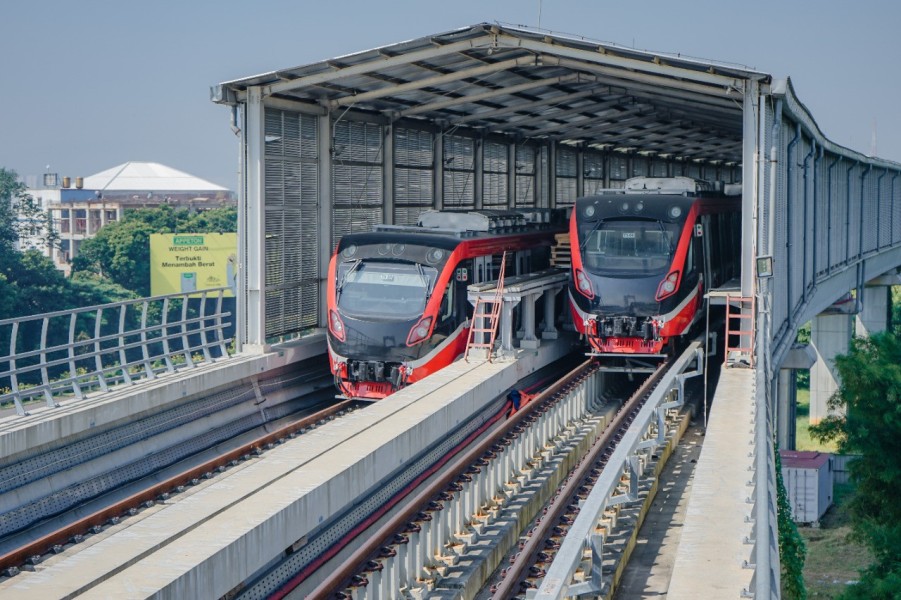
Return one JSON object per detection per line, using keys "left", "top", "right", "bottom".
{"left": 490, "top": 359, "right": 668, "bottom": 599}
{"left": 0, "top": 399, "right": 354, "bottom": 576}
{"left": 298, "top": 359, "right": 595, "bottom": 599}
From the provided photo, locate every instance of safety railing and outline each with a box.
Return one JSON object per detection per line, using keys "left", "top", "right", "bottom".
{"left": 1, "top": 288, "right": 233, "bottom": 417}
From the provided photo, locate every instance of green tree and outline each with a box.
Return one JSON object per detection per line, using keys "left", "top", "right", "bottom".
{"left": 0, "top": 167, "right": 58, "bottom": 255}
{"left": 1, "top": 167, "right": 135, "bottom": 321}
{"left": 811, "top": 333, "right": 901, "bottom": 598}
{"left": 72, "top": 205, "right": 237, "bottom": 296}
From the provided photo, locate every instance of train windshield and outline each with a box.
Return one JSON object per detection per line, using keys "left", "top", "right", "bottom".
{"left": 337, "top": 261, "right": 437, "bottom": 319}
{"left": 579, "top": 219, "right": 680, "bottom": 275}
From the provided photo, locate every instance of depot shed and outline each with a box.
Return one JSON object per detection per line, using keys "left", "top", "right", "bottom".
{"left": 212, "top": 22, "right": 771, "bottom": 349}
{"left": 780, "top": 450, "right": 833, "bottom": 523}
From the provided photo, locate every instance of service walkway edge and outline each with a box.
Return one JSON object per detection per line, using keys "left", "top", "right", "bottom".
{"left": 667, "top": 367, "right": 756, "bottom": 598}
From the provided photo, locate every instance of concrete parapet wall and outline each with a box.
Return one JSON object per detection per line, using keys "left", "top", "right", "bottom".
{"left": 0, "top": 335, "right": 326, "bottom": 465}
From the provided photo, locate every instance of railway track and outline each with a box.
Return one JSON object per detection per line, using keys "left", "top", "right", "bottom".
{"left": 288, "top": 345, "right": 701, "bottom": 600}
{"left": 0, "top": 344, "right": 701, "bottom": 598}
{"left": 0, "top": 377, "right": 351, "bottom": 578}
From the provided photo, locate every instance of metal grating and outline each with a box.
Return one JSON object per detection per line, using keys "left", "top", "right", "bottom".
{"left": 631, "top": 155, "right": 649, "bottom": 177}
{"left": 608, "top": 154, "right": 628, "bottom": 182}
{"left": 483, "top": 141, "right": 508, "bottom": 207}
{"left": 514, "top": 145, "right": 536, "bottom": 207}
{"left": 264, "top": 108, "right": 320, "bottom": 340}
{"left": 394, "top": 127, "right": 434, "bottom": 225}
{"left": 555, "top": 146, "right": 577, "bottom": 207}
{"left": 444, "top": 134, "right": 475, "bottom": 208}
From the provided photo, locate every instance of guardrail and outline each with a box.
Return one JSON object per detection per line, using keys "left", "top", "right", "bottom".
{"left": 533, "top": 341, "right": 703, "bottom": 598}
{"left": 0, "top": 288, "right": 233, "bottom": 416}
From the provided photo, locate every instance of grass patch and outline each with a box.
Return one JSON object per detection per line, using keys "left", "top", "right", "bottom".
{"left": 799, "top": 483, "right": 871, "bottom": 598}
{"left": 795, "top": 388, "right": 838, "bottom": 453}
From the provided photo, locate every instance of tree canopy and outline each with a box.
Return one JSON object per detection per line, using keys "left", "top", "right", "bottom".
{"left": 0, "top": 167, "right": 136, "bottom": 320}
{"left": 811, "top": 332, "right": 901, "bottom": 598}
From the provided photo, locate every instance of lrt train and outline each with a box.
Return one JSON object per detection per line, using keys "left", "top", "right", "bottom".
{"left": 327, "top": 209, "right": 564, "bottom": 400}
{"left": 568, "top": 176, "right": 741, "bottom": 357}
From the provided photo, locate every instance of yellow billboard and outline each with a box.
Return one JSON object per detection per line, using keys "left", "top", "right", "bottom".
{"left": 150, "top": 233, "right": 237, "bottom": 297}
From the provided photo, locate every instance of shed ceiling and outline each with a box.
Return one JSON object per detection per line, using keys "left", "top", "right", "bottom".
{"left": 215, "top": 23, "right": 770, "bottom": 164}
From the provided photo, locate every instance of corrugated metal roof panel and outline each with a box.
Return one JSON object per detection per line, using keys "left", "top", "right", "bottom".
{"left": 780, "top": 450, "right": 831, "bottom": 469}
{"left": 214, "top": 23, "right": 769, "bottom": 165}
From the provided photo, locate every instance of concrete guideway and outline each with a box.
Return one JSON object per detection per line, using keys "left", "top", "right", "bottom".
{"left": 667, "top": 367, "right": 756, "bottom": 598}
{"left": 0, "top": 338, "right": 575, "bottom": 599}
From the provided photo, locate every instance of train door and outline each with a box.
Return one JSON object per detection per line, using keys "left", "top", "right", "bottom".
{"left": 454, "top": 258, "right": 475, "bottom": 323}
{"left": 700, "top": 214, "right": 716, "bottom": 288}
{"left": 472, "top": 256, "right": 490, "bottom": 284}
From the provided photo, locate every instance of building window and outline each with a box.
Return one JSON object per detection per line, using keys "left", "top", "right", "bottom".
{"left": 74, "top": 209, "right": 87, "bottom": 234}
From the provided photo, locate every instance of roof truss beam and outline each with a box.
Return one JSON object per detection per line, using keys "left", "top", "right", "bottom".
{"left": 398, "top": 73, "right": 591, "bottom": 118}
{"left": 497, "top": 34, "right": 750, "bottom": 88}
{"left": 328, "top": 55, "right": 537, "bottom": 109}
{"left": 264, "top": 34, "right": 496, "bottom": 95}
{"left": 452, "top": 87, "right": 608, "bottom": 125}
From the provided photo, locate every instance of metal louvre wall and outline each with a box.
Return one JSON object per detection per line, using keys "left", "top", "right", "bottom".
{"left": 263, "top": 108, "right": 320, "bottom": 339}
{"left": 814, "top": 143, "right": 830, "bottom": 278}
{"left": 828, "top": 157, "right": 848, "bottom": 269}
{"left": 877, "top": 171, "right": 892, "bottom": 250}
{"left": 861, "top": 170, "right": 878, "bottom": 254}
{"left": 767, "top": 85, "right": 901, "bottom": 365}
{"left": 608, "top": 154, "right": 628, "bottom": 188}
{"left": 848, "top": 162, "right": 862, "bottom": 264}
{"left": 515, "top": 145, "right": 537, "bottom": 207}
{"left": 394, "top": 127, "right": 434, "bottom": 226}
{"left": 772, "top": 114, "right": 789, "bottom": 337}
{"left": 631, "top": 155, "right": 649, "bottom": 177}
{"left": 443, "top": 134, "right": 475, "bottom": 208}
{"left": 887, "top": 173, "right": 901, "bottom": 245}
{"left": 332, "top": 120, "right": 384, "bottom": 248}
{"left": 555, "top": 146, "right": 578, "bottom": 207}
{"left": 583, "top": 150, "right": 605, "bottom": 195}
{"left": 483, "top": 141, "right": 508, "bottom": 207}
{"left": 650, "top": 158, "right": 668, "bottom": 178}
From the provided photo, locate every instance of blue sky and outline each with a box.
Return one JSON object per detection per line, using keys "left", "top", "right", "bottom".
{"left": 2, "top": 0, "right": 899, "bottom": 190}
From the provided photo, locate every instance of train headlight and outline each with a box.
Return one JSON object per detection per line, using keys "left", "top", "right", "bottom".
{"left": 329, "top": 310, "right": 346, "bottom": 342}
{"left": 574, "top": 268, "right": 595, "bottom": 299}
{"left": 584, "top": 205, "right": 595, "bottom": 218}
{"left": 406, "top": 316, "right": 433, "bottom": 346}
{"left": 655, "top": 271, "right": 681, "bottom": 301}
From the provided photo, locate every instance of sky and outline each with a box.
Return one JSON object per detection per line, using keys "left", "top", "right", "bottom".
{"left": 2, "top": 0, "right": 899, "bottom": 191}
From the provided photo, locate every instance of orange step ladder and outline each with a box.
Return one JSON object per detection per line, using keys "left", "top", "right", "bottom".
{"left": 464, "top": 252, "right": 507, "bottom": 362}
{"left": 724, "top": 294, "right": 755, "bottom": 366}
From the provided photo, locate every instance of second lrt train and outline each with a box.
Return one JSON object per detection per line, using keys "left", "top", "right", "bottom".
{"left": 326, "top": 209, "right": 564, "bottom": 400}
{"left": 568, "top": 176, "right": 741, "bottom": 357}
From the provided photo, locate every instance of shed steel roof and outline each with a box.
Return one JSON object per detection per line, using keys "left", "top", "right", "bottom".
{"left": 214, "top": 23, "right": 771, "bottom": 164}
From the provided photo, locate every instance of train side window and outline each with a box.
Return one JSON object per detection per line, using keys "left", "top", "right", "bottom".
{"left": 441, "top": 282, "right": 454, "bottom": 321}
{"left": 685, "top": 236, "right": 695, "bottom": 276}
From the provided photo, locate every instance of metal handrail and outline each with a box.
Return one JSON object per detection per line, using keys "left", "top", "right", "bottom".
{"left": 0, "top": 288, "right": 234, "bottom": 417}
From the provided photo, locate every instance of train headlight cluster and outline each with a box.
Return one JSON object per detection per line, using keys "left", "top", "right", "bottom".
{"left": 329, "top": 310, "right": 346, "bottom": 341}
{"left": 574, "top": 268, "right": 595, "bottom": 299}
{"left": 406, "top": 316, "right": 433, "bottom": 346}
{"left": 655, "top": 271, "right": 680, "bottom": 301}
